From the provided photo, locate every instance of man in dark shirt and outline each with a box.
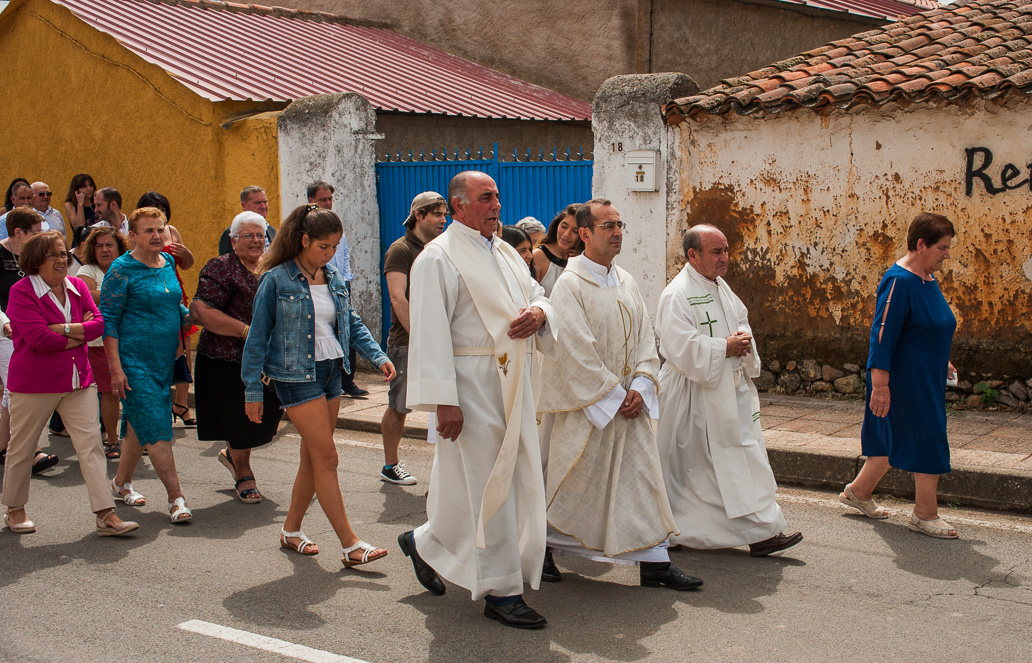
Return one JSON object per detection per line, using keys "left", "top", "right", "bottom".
{"left": 218, "top": 186, "right": 274, "bottom": 255}
{"left": 378, "top": 192, "right": 447, "bottom": 485}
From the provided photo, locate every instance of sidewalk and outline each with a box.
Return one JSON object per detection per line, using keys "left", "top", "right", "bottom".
{"left": 340, "top": 371, "right": 1032, "bottom": 513}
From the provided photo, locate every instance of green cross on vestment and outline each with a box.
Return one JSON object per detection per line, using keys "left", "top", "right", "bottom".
{"left": 700, "top": 311, "right": 718, "bottom": 337}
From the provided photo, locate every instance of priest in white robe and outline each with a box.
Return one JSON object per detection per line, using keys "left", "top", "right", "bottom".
{"left": 400, "top": 171, "right": 557, "bottom": 630}
{"left": 656, "top": 224, "right": 802, "bottom": 557}
{"left": 538, "top": 199, "right": 703, "bottom": 591}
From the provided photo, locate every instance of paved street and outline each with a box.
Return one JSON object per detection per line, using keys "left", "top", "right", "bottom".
{"left": 2, "top": 423, "right": 1030, "bottom": 663}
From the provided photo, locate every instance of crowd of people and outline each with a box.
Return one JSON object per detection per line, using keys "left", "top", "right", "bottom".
{"left": 0, "top": 170, "right": 960, "bottom": 630}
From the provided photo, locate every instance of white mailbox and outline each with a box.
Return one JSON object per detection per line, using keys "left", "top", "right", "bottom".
{"left": 626, "top": 150, "right": 658, "bottom": 192}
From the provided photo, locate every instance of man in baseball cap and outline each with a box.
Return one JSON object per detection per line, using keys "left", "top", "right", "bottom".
{"left": 378, "top": 192, "right": 447, "bottom": 485}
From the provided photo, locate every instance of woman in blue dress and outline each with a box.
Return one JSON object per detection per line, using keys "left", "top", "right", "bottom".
{"left": 840, "top": 213, "right": 959, "bottom": 539}
{"left": 243, "top": 204, "right": 395, "bottom": 566}
{"left": 102, "top": 207, "right": 193, "bottom": 524}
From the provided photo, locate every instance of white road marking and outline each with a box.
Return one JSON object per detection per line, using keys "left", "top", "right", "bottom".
{"left": 779, "top": 493, "right": 1032, "bottom": 534}
{"left": 177, "top": 620, "right": 371, "bottom": 663}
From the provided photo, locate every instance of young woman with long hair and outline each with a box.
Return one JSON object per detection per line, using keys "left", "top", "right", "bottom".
{"left": 531, "top": 204, "right": 582, "bottom": 297}
{"left": 242, "top": 204, "right": 395, "bottom": 566}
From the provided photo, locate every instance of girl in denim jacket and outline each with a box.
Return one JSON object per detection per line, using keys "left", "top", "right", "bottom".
{"left": 243, "top": 204, "right": 395, "bottom": 567}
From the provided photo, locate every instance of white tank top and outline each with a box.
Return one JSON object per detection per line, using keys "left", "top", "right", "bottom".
{"left": 310, "top": 284, "right": 344, "bottom": 361}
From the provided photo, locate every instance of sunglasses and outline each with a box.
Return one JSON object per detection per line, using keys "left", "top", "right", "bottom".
{"left": 37, "top": 191, "right": 52, "bottom": 197}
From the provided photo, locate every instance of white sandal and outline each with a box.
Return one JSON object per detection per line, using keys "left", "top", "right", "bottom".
{"left": 839, "top": 483, "right": 889, "bottom": 519}
{"left": 907, "top": 513, "right": 959, "bottom": 539}
{"left": 168, "top": 497, "right": 193, "bottom": 523}
{"left": 280, "top": 529, "right": 318, "bottom": 555}
{"left": 341, "top": 540, "right": 387, "bottom": 568}
{"left": 111, "top": 478, "right": 146, "bottom": 506}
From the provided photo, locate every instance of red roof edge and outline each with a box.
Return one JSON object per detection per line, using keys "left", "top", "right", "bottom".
{"left": 138, "top": 0, "right": 391, "bottom": 29}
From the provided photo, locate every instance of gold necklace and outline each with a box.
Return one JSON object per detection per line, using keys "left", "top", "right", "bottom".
{"left": 136, "top": 250, "right": 169, "bottom": 292}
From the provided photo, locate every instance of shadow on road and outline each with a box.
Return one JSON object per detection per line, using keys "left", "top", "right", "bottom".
{"left": 864, "top": 516, "right": 1001, "bottom": 584}
{"left": 0, "top": 509, "right": 168, "bottom": 590}
{"left": 223, "top": 553, "right": 391, "bottom": 630}
{"left": 376, "top": 482, "right": 428, "bottom": 528}
{"left": 667, "top": 547, "right": 806, "bottom": 614}
{"left": 398, "top": 558, "right": 703, "bottom": 663}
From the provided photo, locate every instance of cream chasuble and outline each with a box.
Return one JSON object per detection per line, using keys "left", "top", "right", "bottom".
{"left": 656, "top": 263, "right": 785, "bottom": 549}
{"left": 407, "top": 221, "right": 557, "bottom": 600}
{"left": 539, "top": 257, "right": 678, "bottom": 558}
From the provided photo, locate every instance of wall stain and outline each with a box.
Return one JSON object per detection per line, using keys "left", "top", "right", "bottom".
{"left": 681, "top": 184, "right": 1032, "bottom": 375}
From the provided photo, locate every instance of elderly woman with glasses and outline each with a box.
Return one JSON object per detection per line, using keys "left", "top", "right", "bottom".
{"left": 1, "top": 231, "right": 137, "bottom": 535}
{"left": 190, "top": 212, "right": 283, "bottom": 504}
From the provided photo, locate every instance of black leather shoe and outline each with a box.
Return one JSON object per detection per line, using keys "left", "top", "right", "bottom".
{"left": 483, "top": 599, "right": 547, "bottom": 629}
{"left": 398, "top": 531, "right": 445, "bottom": 595}
{"left": 640, "top": 562, "right": 704, "bottom": 590}
{"left": 749, "top": 531, "right": 803, "bottom": 557}
{"left": 541, "top": 548, "right": 562, "bottom": 583}
{"left": 343, "top": 382, "right": 369, "bottom": 398}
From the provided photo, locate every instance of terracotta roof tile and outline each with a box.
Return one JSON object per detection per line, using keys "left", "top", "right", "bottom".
{"left": 664, "top": 0, "right": 1032, "bottom": 122}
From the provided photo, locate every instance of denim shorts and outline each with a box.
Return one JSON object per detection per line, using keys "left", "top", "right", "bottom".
{"left": 273, "top": 359, "right": 343, "bottom": 409}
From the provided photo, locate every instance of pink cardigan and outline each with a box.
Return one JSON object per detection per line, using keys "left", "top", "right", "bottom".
{"left": 7, "top": 276, "right": 104, "bottom": 393}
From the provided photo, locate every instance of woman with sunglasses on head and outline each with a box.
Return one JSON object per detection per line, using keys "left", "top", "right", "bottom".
{"left": 243, "top": 204, "right": 395, "bottom": 565}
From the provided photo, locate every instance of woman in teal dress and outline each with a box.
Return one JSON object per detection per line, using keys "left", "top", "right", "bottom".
{"left": 840, "top": 213, "right": 959, "bottom": 539}
{"left": 101, "top": 207, "right": 193, "bottom": 524}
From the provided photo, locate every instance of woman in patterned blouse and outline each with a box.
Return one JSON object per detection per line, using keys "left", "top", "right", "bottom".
{"left": 190, "top": 212, "right": 282, "bottom": 504}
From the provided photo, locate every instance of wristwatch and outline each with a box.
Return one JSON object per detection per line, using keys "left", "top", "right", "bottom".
{"left": 63, "top": 324, "right": 71, "bottom": 335}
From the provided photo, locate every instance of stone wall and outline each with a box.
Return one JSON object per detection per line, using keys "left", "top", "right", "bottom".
{"left": 755, "top": 357, "right": 1032, "bottom": 410}
{"left": 277, "top": 93, "right": 384, "bottom": 344}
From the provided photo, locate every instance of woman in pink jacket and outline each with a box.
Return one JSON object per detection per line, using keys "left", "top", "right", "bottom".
{"left": 1, "top": 231, "right": 137, "bottom": 536}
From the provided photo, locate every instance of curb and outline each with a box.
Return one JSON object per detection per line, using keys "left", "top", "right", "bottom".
{"left": 338, "top": 414, "right": 1032, "bottom": 515}
{"left": 768, "top": 447, "right": 1032, "bottom": 513}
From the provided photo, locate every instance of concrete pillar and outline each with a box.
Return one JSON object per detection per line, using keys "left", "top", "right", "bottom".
{"left": 592, "top": 73, "right": 697, "bottom": 319}
{"left": 277, "top": 92, "right": 385, "bottom": 345}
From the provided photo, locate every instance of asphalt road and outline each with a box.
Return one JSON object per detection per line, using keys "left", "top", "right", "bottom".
{"left": 1, "top": 423, "right": 1030, "bottom": 663}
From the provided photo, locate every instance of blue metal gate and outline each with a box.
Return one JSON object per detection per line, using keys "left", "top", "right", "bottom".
{"left": 375, "top": 142, "right": 592, "bottom": 343}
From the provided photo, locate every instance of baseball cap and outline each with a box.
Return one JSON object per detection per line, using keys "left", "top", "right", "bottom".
{"left": 515, "top": 217, "right": 546, "bottom": 234}
{"left": 404, "top": 191, "right": 447, "bottom": 227}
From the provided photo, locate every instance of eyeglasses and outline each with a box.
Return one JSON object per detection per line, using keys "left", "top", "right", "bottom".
{"left": 36, "top": 191, "right": 52, "bottom": 197}
{"left": 233, "top": 233, "right": 263, "bottom": 241}
{"left": 45, "top": 251, "right": 70, "bottom": 261}
{"left": 593, "top": 221, "right": 627, "bottom": 231}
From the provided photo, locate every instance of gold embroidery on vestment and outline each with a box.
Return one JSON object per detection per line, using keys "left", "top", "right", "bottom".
{"left": 617, "top": 300, "right": 632, "bottom": 376}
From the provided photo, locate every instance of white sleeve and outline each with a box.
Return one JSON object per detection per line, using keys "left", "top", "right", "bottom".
{"left": 630, "top": 375, "right": 658, "bottom": 420}
{"left": 584, "top": 383, "right": 626, "bottom": 430}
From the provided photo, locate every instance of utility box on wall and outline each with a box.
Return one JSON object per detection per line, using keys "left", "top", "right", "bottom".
{"left": 626, "top": 150, "right": 658, "bottom": 191}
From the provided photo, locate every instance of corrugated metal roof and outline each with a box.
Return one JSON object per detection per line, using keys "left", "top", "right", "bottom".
{"left": 52, "top": 0, "right": 592, "bottom": 121}
{"left": 778, "top": 0, "right": 935, "bottom": 20}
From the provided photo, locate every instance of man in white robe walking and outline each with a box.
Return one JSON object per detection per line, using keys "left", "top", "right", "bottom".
{"left": 656, "top": 225, "right": 802, "bottom": 557}
{"left": 538, "top": 199, "right": 703, "bottom": 591}
{"left": 399, "top": 171, "right": 557, "bottom": 629}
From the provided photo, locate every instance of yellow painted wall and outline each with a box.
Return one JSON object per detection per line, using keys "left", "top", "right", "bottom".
{"left": 0, "top": 0, "right": 283, "bottom": 297}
